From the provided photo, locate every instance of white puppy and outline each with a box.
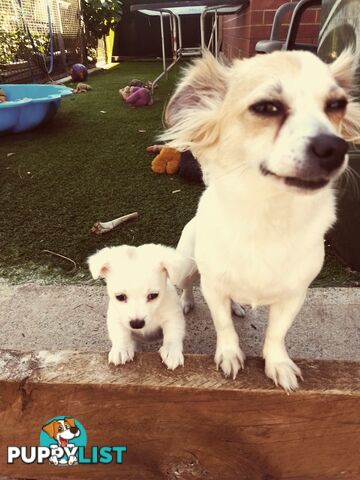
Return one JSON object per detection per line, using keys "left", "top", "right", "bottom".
{"left": 88, "top": 244, "right": 195, "bottom": 370}
{"left": 162, "top": 49, "right": 360, "bottom": 391}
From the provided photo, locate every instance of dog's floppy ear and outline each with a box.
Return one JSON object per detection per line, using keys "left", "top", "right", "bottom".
{"left": 155, "top": 245, "right": 197, "bottom": 289}
{"left": 165, "top": 51, "right": 229, "bottom": 127}
{"left": 42, "top": 420, "right": 56, "bottom": 439}
{"left": 329, "top": 47, "right": 355, "bottom": 92}
{"left": 329, "top": 48, "right": 360, "bottom": 144}
{"left": 88, "top": 247, "right": 111, "bottom": 279}
{"left": 161, "top": 51, "right": 230, "bottom": 152}
{"left": 340, "top": 100, "right": 360, "bottom": 144}
{"left": 65, "top": 417, "right": 76, "bottom": 428}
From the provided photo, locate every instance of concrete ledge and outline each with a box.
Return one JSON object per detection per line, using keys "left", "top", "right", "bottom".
{"left": 0, "top": 283, "right": 359, "bottom": 360}
{"left": 0, "top": 350, "right": 359, "bottom": 479}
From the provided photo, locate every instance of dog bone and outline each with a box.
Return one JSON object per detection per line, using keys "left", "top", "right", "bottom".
{"left": 91, "top": 212, "right": 138, "bottom": 235}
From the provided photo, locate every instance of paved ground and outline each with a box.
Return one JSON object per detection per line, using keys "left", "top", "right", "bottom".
{"left": 0, "top": 282, "right": 359, "bottom": 360}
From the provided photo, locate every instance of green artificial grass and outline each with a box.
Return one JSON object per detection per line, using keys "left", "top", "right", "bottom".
{"left": 0, "top": 61, "right": 359, "bottom": 286}
{"left": 0, "top": 62, "right": 202, "bottom": 282}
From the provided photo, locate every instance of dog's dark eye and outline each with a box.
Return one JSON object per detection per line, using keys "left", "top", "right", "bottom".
{"left": 250, "top": 101, "right": 284, "bottom": 117}
{"left": 116, "top": 294, "right": 127, "bottom": 302}
{"left": 58, "top": 426, "right": 63, "bottom": 432}
{"left": 326, "top": 98, "right": 347, "bottom": 112}
{"left": 147, "top": 292, "right": 159, "bottom": 302}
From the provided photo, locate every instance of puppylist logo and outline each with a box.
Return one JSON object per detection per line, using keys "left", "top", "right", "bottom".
{"left": 7, "top": 416, "right": 127, "bottom": 466}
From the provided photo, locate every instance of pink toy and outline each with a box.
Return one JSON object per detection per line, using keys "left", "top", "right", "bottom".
{"left": 126, "top": 86, "right": 153, "bottom": 107}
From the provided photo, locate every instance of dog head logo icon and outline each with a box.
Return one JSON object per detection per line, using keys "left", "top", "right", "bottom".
{"left": 40, "top": 416, "right": 86, "bottom": 466}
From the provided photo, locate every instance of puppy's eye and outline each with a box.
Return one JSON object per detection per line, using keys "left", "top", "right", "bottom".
{"left": 58, "top": 426, "right": 63, "bottom": 432}
{"left": 116, "top": 294, "right": 127, "bottom": 302}
{"left": 249, "top": 101, "right": 284, "bottom": 117}
{"left": 147, "top": 292, "right": 159, "bottom": 302}
{"left": 326, "top": 98, "right": 347, "bottom": 112}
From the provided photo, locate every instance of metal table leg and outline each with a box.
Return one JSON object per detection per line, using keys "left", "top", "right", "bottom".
{"left": 151, "top": 10, "right": 181, "bottom": 90}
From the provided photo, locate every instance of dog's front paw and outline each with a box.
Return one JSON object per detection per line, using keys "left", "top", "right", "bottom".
{"left": 68, "top": 455, "right": 78, "bottom": 466}
{"left": 159, "top": 344, "right": 184, "bottom": 370}
{"left": 108, "top": 345, "right": 135, "bottom": 366}
{"left": 49, "top": 455, "right": 59, "bottom": 465}
{"left": 181, "top": 299, "right": 194, "bottom": 315}
{"left": 264, "top": 354, "right": 302, "bottom": 392}
{"left": 215, "top": 344, "right": 245, "bottom": 379}
{"left": 231, "top": 301, "right": 246, "bottom": 318}
{"left": 181, "top": 291, "right": 194, "bottom": 315}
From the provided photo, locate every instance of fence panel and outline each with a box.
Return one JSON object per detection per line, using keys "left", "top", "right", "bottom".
{"left": 0, "top": 0, "right": 82, "bottom": 83}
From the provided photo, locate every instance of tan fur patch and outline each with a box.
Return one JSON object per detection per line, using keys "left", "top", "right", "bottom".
{"left": 42, "top": 420, "right": 62, "bottom": 439}
{"left": 64, "top": 417, "right": 76, "bottom": 428}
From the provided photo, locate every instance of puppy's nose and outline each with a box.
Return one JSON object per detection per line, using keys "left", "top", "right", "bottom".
{"left": 307, "top": 134, "right": 348, "bottom": 172}
{"left": 129, "top": 319, "right": 145, "bottom": 329}
{"left": 70, "top": 427, "right": 78, "bottom": 434}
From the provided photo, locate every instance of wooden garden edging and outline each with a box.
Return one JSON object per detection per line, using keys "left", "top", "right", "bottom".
{"left": 0, "top": 349, "right": 359, "bottom": 479}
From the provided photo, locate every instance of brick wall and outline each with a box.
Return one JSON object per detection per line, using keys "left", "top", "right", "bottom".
{"left": 221, "top": 0, "right": 321, "bottom": 59}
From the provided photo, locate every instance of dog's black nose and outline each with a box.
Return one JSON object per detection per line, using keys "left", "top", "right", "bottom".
{"left": 130, "top": 319, "right": 145, "bottom": 329}
{"left": 307, "top": 134, "right": 348, "bottom": 172}
{"left": 70, "top": 427, "right": 78, "bottom": 434}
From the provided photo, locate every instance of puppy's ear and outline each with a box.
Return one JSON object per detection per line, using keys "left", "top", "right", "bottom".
{"left": 161, "top": 51, "right": 230, "bottom": 152}
{"left": 158, "top": 246, "right": 197, "bottom": 289}
{"left": 88, "top": 247, "right": 111, "bottom": 279}
{"left": 42, "top": 421, "right": 56, "bottom": 439}
{"left": 330, "top": 48, "right": 360, "bottom": 144}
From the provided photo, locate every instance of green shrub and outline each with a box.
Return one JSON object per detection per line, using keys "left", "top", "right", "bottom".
{"left": 81, "top": 0, "right": 122, "bottom": 52}
{"left": 82, "top": 0, "right": 123, "bottom": 39}
{"left": 0, "top": 28, "right": 49, "bottom": 65}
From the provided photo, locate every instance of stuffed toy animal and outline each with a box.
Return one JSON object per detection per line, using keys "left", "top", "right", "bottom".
{"left": 119, "top": 86, "right": 153, "bottom": 107}
{"left": 74, "top": 83, "right": 92, "bottom": 94}
{"left": 0, "top": 89, "right": 7, "bottom": 103}
{"left": 146, "top": 145, "right": 163, "bottom": 154}
{"left": 130, "top": 79, "right": 144, "bottom": 88}
{"left": 126, "top": 86, "right": 153, "bottom": 107}
{"left": 151, "top": 147, "right": 181, "bottom": 175}
{"left": 147, "top": 145, "right": 203, "bottom": 182}
{"left": 130, "top": 79, "right": 155, "bottom": 89}
{"left": 178, "top": 150, "right": 203, "bottom": 183}
{"left": 144, "top": 80, "right": 155, "bottom": 90}
{"left": 119, "top": 86, "right": 131, "bottom": 100}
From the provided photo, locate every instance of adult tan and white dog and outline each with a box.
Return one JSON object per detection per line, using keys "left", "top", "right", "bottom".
{"left": 162, "top": 49, "right": 360, "bottom": 391}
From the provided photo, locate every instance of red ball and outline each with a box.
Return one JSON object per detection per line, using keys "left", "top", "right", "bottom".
{"left": 71, "top": 63, "right": 88, "bottom": 82}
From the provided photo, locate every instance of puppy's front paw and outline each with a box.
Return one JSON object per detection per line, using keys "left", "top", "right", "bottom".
{"left": 215, "top": 344, "right": 245, "bottom": 379}
{"left": 159, "top": 344, "right": 184, "bottom": 370}
{"left": 265, "top": 354, "right": 302, "bottom": 392}
{"left": 108, "top": 345, "right": 135, "bottom": 366}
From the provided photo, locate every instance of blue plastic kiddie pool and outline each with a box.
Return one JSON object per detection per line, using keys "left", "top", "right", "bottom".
{"left": 0, "top": 84, "right": 73, "bottom": 134}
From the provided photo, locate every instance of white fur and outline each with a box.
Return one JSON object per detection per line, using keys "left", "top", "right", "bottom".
{"left": 88, "top": 244, "right": 196, "bottom": 370}
{"left": 165, "top": 50, "right": 359, "bottom": 391}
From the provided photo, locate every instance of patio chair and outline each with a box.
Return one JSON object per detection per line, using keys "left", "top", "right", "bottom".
{"left": 256, "top": 0, "right": 322, "bottom": 54}
{"left": 255, "top": 2, "right": 297, "bottom": 54}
